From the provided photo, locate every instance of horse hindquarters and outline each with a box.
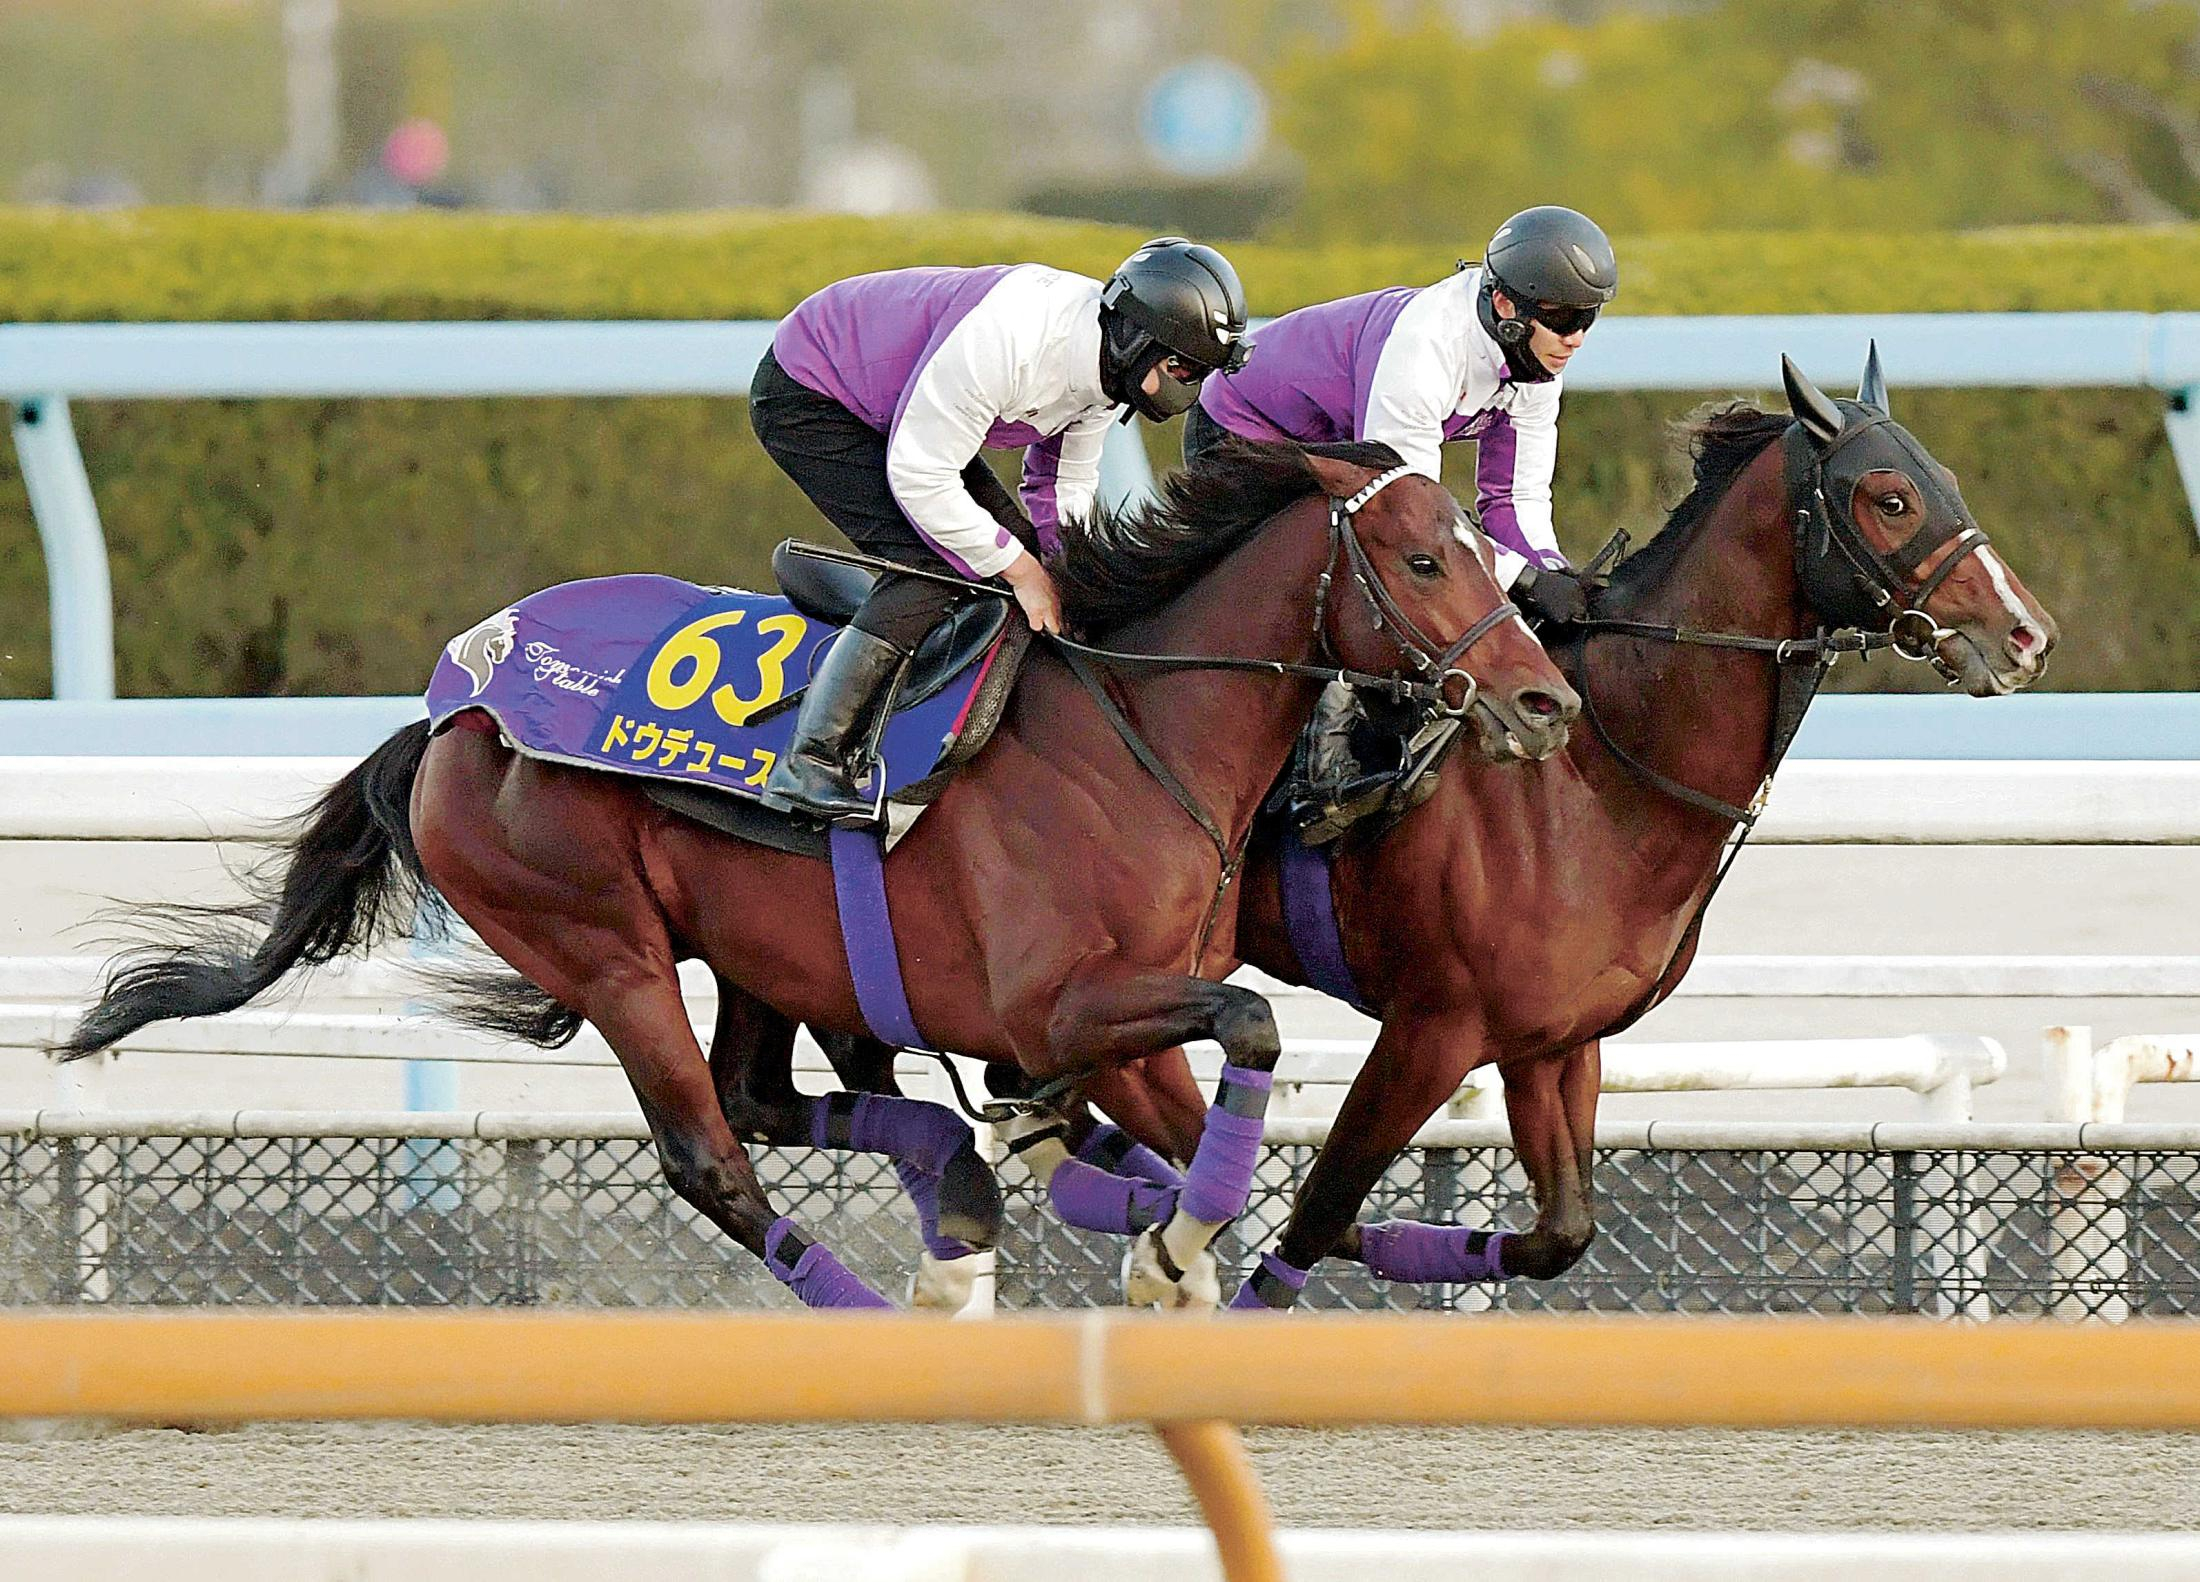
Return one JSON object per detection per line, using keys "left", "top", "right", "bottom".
{"left": 411, "top": 727, "right": 892, "bottom": 1308}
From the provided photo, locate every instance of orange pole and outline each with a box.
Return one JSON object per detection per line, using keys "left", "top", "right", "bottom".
{"left": 5, "top": 1309, "right": 2200, "bottom": 1430}
{"left": 1154, "top": 1420, "right": 1284, "bottom": 1582}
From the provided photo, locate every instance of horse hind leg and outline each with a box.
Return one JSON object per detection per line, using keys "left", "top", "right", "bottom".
{"left": 808, "top": 1026, "right": 1003, "bottom": 1256}
{"left": 453, "top": 899, "right": 892, "bottom": 1308}
{"left": 718, "top": 1009, "right": 1001, "bottom": 1311}
{"left": 1032, "top": 971, "right": 1282, "bottom": 1310}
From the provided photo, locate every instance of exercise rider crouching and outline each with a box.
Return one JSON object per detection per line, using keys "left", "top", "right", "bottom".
{"left": 751, "top": 239, "right": 1251, "bottom": 825}
{"left": 1186, "top": 204, "right": 1618, "bottom": 839}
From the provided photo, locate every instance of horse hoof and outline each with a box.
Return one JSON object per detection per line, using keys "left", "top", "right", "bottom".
{"left": 909, "top": 1250, "right": 982, "bottom": 1313}
{"left": 934, "top": 1142, "right": 1004, "bottom": 1251}
{"left": 1122, "top": 1227, "right": 1219, "bottom": 1311}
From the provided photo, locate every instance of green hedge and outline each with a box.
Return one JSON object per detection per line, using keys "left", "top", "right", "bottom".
{"left": 0, "top": 209, "right": 2193, "bottom": 697}
{"left": 6, "top": 207, "right": 2200, "bottom": 319}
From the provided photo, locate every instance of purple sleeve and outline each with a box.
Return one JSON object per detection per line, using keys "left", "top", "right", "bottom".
{"left": 1020, "top": 433, "right": 1067, "bottom": 557}
{"left": 1475, "top": 414, "right": 1541, "bottom": 566}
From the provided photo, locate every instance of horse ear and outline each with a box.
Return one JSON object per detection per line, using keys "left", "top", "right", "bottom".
{"left": 1302, "top": 452, "right": 1370, "bottom": 500}
{"left": 1782, "top": 355, "right": 1846, "bottom": 449}
{"left": 1857, "top": 339, "right": 1890, "bottom": 415}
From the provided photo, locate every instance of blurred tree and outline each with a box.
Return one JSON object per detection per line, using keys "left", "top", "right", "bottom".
{"left": 1270, "top": 0, "right": 2200, "bottom": 241}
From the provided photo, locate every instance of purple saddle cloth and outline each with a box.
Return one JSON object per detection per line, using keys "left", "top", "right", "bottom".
{"left": 426, "top": 575, "right": 1001, "bottom": 804}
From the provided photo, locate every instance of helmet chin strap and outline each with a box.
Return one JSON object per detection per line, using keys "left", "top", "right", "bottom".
{"left": 1474, "top": 275, "right": 1556, "bottom": 385}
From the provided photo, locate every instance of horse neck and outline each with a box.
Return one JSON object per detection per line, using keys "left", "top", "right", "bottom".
{"left": 1101, "top": 494, "right": 1336, "bottom": 828}
{"left": 1570, "top": 443, "right": 1811, "bottom": 855}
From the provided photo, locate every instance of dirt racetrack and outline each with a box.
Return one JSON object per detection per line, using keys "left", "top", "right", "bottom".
{"left": 2, "top": 1419, "right": 2196, "bottom": 1531}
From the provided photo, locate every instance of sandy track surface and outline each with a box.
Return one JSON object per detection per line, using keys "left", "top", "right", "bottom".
{"left": 2, "top": 1420, "right": 2196, "bottom": 1531}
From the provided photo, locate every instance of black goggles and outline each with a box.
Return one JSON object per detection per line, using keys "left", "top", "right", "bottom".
{"left": 1526, "top": 301, "right": 1601, "bottom": 336}
{"left": 1156, "top": 343, "right": 1246, "bottom": 384}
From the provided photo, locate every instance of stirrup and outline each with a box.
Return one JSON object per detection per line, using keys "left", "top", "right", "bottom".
{"left": 760, "top": 751, "right": 885, "bottom": 826}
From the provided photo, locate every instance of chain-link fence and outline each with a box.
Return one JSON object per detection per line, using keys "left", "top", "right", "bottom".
{"left": 3, "top": 1121, "right": 2194, "bottom": 1317}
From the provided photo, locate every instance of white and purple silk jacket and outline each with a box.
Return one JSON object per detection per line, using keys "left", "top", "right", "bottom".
{"left": 773, "top": 263, "right": 1117, "bottom": 580}
{"left": 1197, "top": 266, "right": 1564, "bottom": 583}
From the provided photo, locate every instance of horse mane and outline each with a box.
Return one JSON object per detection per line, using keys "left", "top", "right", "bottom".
{"left": 1606, "top": 402, "right": 1792, "bottom": 593}
{"left": 1050, "top": 437, "right": 1404, "bottom": 631}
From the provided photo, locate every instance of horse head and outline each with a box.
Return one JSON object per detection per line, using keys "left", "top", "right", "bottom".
{"left": 1784, "top": 349, "right": 2057, "bottom": 697}
{"left": 1300, "top": 450, "right": 1581, "bottom": 762}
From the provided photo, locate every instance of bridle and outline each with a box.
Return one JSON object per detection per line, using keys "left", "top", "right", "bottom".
{"left": 1783, "top": 413, "right": 1990, "bottom": 682}
{"left": 1312, "top": 464, "right": 1526, "bottom": 719}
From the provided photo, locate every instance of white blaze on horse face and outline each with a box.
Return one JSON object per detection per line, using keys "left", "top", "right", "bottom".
{"left": 1977, "top": 547, "right": 2036, "bottom": 632}
{"left": 1452, "top": 504, "right": 1498, "bottom": 577}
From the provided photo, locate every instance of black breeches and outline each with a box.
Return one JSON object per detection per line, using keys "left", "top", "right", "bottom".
{"left": 751, "top": 347, "right": 1026, "bottom": 651}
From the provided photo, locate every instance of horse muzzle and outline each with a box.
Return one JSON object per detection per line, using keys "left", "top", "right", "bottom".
{"left": 1470, "top": 676, "right": 1581, "bottom": 762}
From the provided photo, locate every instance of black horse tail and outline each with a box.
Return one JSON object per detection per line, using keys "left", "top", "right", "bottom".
{"left": 57, "top": 720, "right": 439, "bottom": 1061}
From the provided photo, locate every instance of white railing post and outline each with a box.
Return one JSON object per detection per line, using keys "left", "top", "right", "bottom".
{"left": 2045, "top": 1025, "right": 2130, "bottom": 1321}
{"left": 11, "top": 395, "right": 115, "bottom": 700}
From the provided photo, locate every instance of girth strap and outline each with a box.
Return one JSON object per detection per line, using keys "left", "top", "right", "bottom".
{"left": 828, "top": 825, "right": 926, "bottom": 1051}
{"left": 1277, "top": 825, "right": 1374, "bottom": 1016}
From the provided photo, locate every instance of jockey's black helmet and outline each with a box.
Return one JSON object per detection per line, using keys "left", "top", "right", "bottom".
{"left": 1482, "top": 206, "right": 1619, "bottom": 311}
{"left": 1099, "top": 237, "right": 1251, "bottom": 422}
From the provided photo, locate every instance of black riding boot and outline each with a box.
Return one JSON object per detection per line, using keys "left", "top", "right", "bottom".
{"left": 1294, "top": 679, "right": 1391, "bottom": 846}
{"left": 761, "top": 628, "right": 911, "bottom": 825}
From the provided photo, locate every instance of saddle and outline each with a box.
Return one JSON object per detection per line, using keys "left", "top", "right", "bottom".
{"left": 423, "top": 557, "right": 1030, "bottom": 862}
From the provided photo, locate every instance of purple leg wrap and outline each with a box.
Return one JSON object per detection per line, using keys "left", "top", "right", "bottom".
{"left": 1360, "top": 1221, "right": 1512, "bottom": 1285}
{"left": 808, "top": 1092, "right": 972, "bottom": 1176}
{"left": 893, "top": 1159, "right": 976, "bottom": 1261}
{"left": 1078, "top": 1124, "right": 1186, "bottom": 1189}
{"left": 1050, "top": 1157, "right": 1178, "bottom": 1236}
{"left": 1228, "top": 1250, "right": 1311, "bottom": 1311}
{"left": 764, "top": 1216, "right": 894, "bottom": 1309}
{"left": 1177, "top": 1066, "right": 1272, "bottom": 1226}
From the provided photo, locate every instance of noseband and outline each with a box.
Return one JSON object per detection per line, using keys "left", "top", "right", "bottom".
{"left": 1318, "top": 465, "right": 1525, "bottom": 718}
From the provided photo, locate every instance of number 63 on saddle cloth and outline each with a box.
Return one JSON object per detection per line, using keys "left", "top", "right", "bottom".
{"left": 426, "top": 574, "right": 1004, "bottom": 806}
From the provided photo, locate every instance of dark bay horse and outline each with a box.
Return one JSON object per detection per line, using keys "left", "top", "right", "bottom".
{"left": 60, "top": 440, "right": 1580, "bottom": 1311}
{"left": 828, "top": 353, "right": 2060, "bottom": 1309}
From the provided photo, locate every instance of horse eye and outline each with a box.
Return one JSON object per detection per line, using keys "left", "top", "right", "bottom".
{"left": 1407, "top": 553, "right": 1441, "bottom": 576}
{"left": 1878, "top": 493, "right": 1908, "bottom": 516}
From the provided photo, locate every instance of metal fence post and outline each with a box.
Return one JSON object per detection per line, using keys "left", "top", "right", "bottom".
{"left": 500, "top": 1137, "right": 543, "bottom": 1307}
{"left": 51, "top": 1136, "right": 83, "bottom": 1304}
{"left": 1891, "top": 1151, "right": 1918, "bottom": 1315}
{"left": 1421, "top": 1146, "right": 1464, "bottom": 1313}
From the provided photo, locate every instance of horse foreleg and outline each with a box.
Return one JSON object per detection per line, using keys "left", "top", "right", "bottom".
{"left": 1233, "top": 1014, "right": 1488, "bottom": 1310}
{"left": 1003, "top": 1051, "right": 1200, "bottom": 1239}
{"left": 1492, "top": 1039, "right": 1600, "bottom": 1279}
{"left": 1325, "top": 1038, "right": 1601, "bottom": 1303}
{"left": 1030, "top": 972, "right": 1280, "bottom": 1310}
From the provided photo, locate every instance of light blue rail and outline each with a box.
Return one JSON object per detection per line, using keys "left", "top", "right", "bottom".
{"left": 5, "top": 313, "right": 2199, "bottom": 701}
{"left": 0, "top": 692, "right": 2194, "bottom": 760}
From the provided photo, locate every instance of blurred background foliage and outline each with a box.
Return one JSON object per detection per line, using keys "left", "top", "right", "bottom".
{"left": 5, "top": 1, "right": 2198, "bottom": 236}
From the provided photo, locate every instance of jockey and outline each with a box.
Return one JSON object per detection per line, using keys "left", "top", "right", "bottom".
{"left": 1183, "top": 204, "right": 1617, "bottom": 835}
{"left": 753, "top": 238, "right": 1250, "bottom": 825}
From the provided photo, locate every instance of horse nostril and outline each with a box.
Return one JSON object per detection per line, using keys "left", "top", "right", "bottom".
{"left": 2007, "top": 623, "right": 2045, "bottom": 661}
{"left": 1518, "top": 688, "right": 1575, "bottom": 722}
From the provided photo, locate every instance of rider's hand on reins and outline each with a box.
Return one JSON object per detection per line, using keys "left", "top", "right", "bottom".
{"left": 1002, "top": 552, "right": 1064, "bottom": 635}
{"left": 1514, "top": 562, "right": 1591, "bottom": 628}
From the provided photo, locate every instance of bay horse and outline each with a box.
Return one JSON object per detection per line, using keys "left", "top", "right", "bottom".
{"left": 59, "top": 440, "right": 1581, "bottom": 1311}
{"left": 820, "top": 352, "right": 2059, "bottom": 1309}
